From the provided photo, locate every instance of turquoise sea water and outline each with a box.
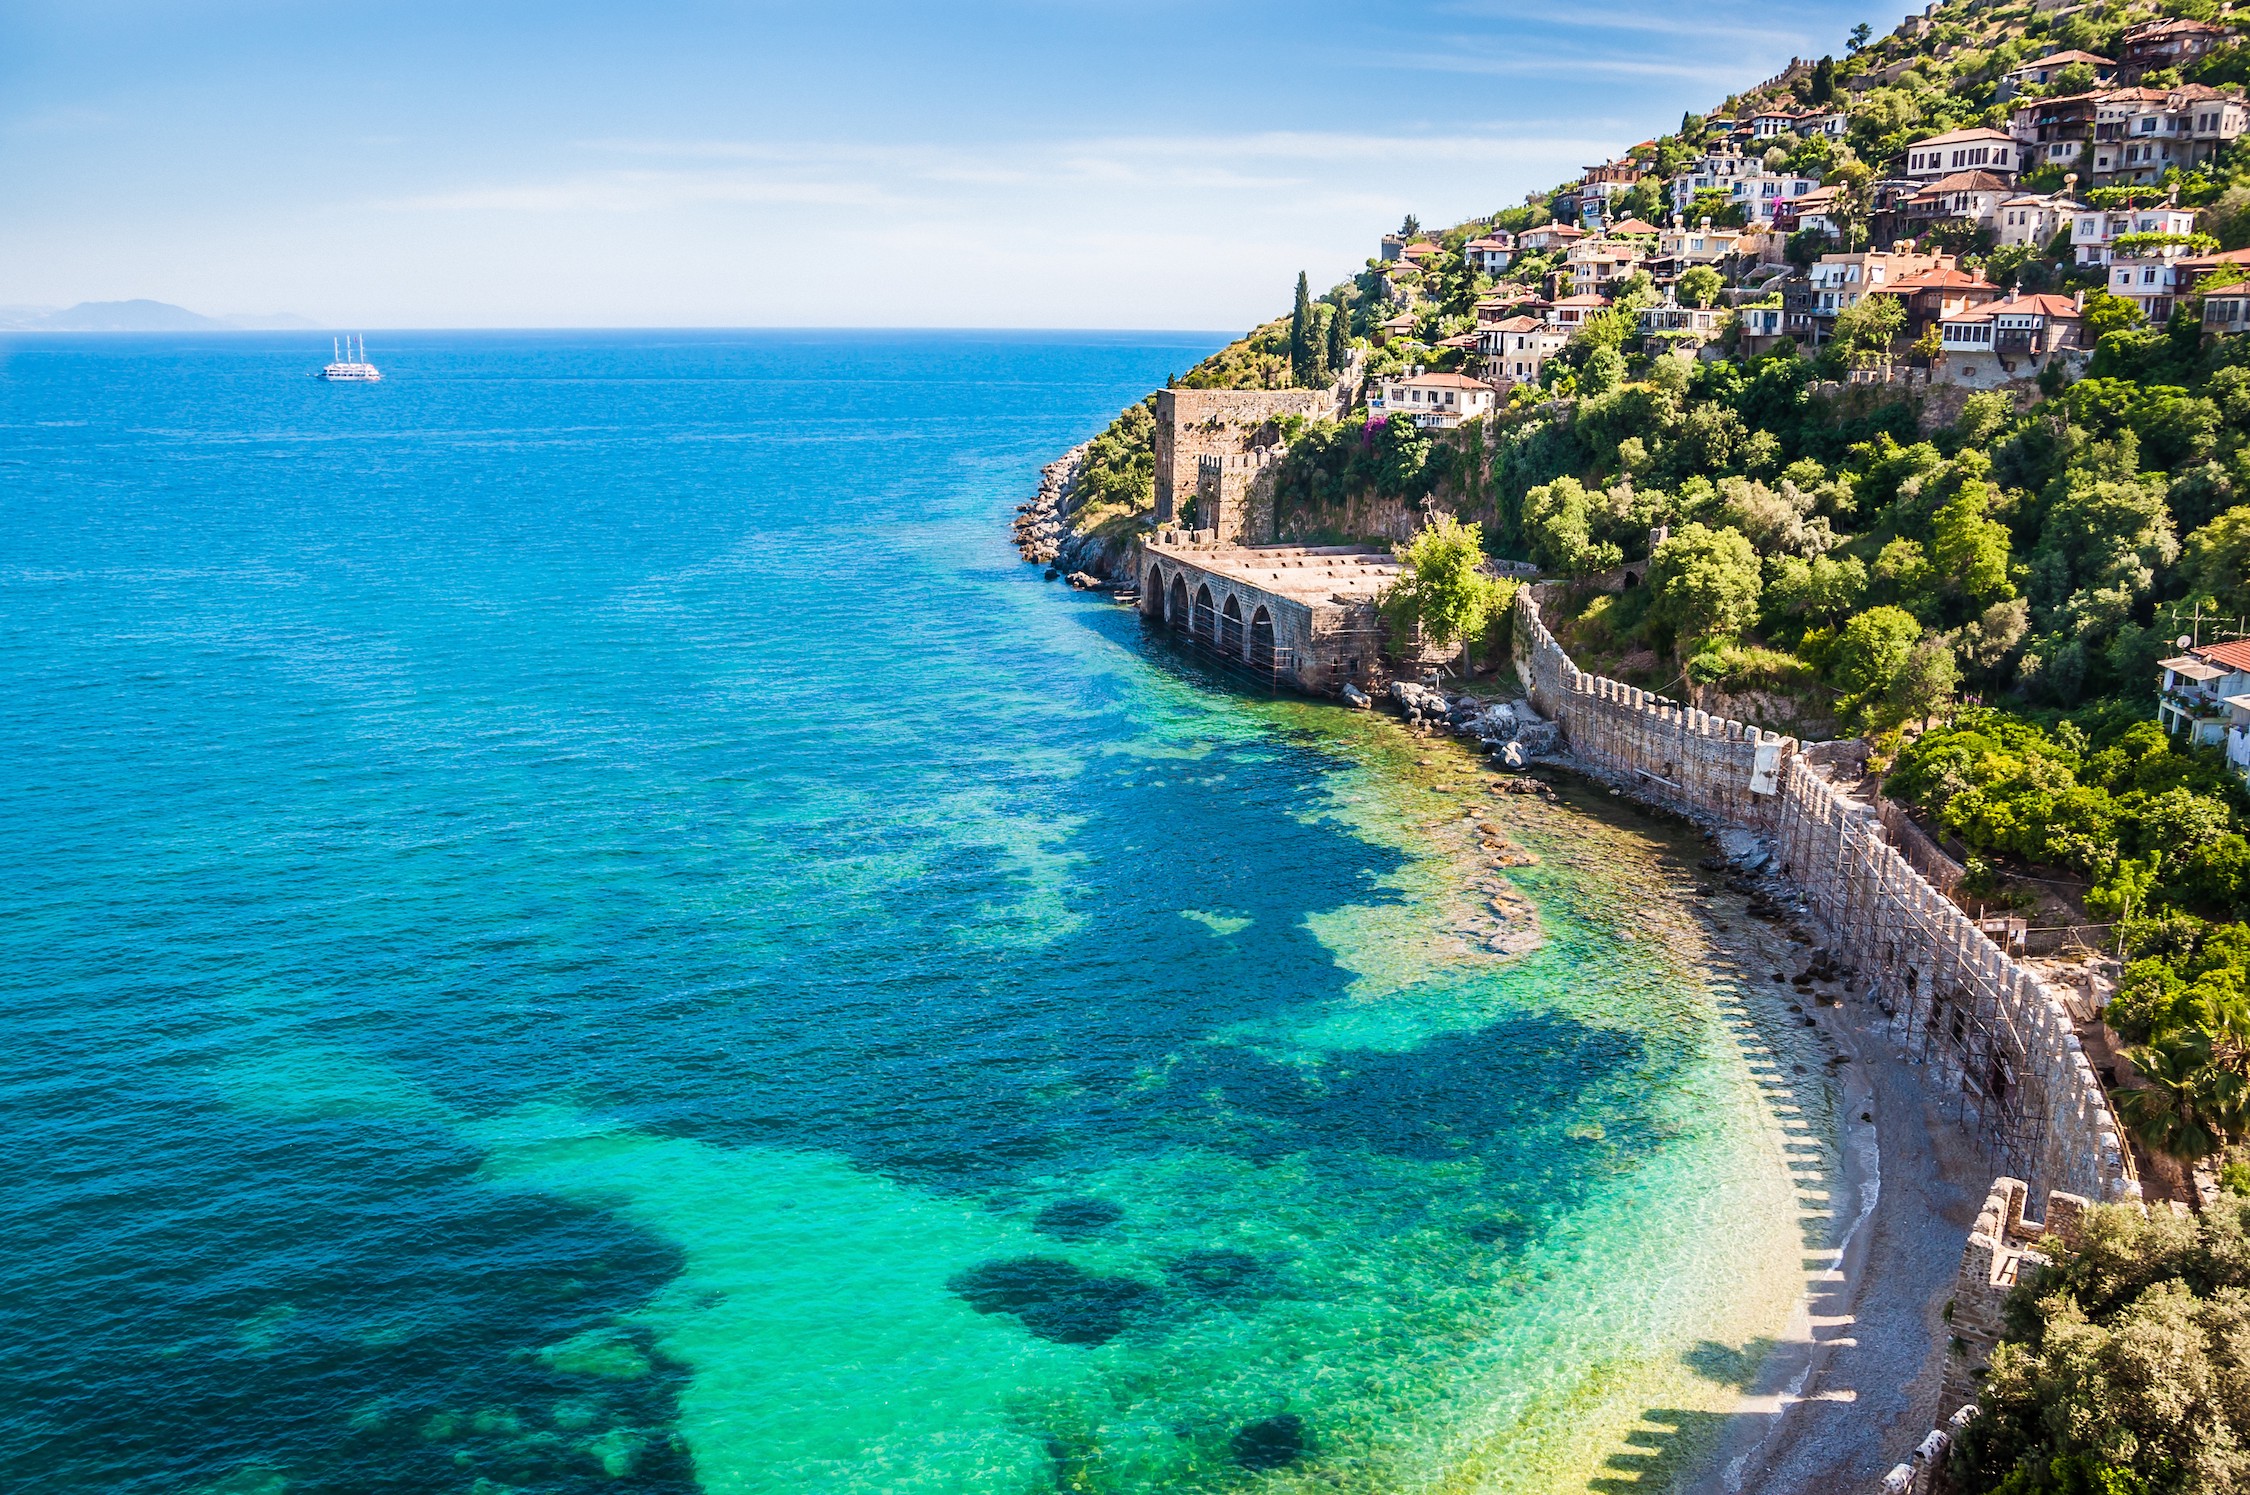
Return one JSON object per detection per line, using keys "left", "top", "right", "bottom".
{"left": 0, "top": 332, "right": 1836, "bottom": 1494}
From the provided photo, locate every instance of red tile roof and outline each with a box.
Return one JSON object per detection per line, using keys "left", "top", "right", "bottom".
{"left": 1885, "top": 265, "right": 1998, "bottom": 292}
{"left": 1394, "top": 371, "right": 1494, "bottom": 390}
{"left": 2195, "top": 639, "right": 2250, "bottom": 673}
{"left": 1913, "top": 170, "right": 2014, "bottom": 197}
{"left": 1947, "top": 292, "right": 2084, "bottom": 321}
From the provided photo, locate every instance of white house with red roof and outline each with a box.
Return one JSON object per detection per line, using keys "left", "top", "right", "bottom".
{"left": 1517, "top": 223, "right": 1586, "bottom": 253}
{"left": 1547, "top": 292, "right": 1612, "bottom": 331}
{"left": 2158, "top": 639, "right": 2250, "bottom": 778}
{"left": 1369, "top": 370, "right": 1498, "bottom": 428}
{"left": 1464, "top": 234, "right": 1517, "bottom": 275}
{"left": 2070, "top": 201, "right": 2197, "bottom": 266}
{"left": 1936, "top": 291, "right": 2089, "bottom": 384}
{"left": 1479, "top": 317, "right": 1566, "bottom": 386}
{"left": 1901, "top": 127, "right": 2023, "bottom": 182}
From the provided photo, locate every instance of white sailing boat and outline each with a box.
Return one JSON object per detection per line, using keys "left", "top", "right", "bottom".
{"left": 321, "top": 335, "right": 381, "bottom": 382}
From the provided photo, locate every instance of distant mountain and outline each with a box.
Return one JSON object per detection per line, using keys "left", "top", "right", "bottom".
{"left": 0, "top": 300, "right": 320, "bottom": 332}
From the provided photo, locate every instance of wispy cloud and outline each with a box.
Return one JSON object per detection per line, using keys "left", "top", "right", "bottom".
{"left": 1430, "top": 0, "right": 1819, "bottom": 47}
{"left": 376, "top": 129, "right": 1610, "bottom": 218}
{"left": 1374, "top": 45, "right": 1755, "bottom": 85}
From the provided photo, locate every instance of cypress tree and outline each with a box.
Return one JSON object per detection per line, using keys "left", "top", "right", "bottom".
{"left": 1809, "top": 56, "right": 1835, "bottom": 104}
{"left": 1326, "top": 300, "right": 1349, "bottom": 380}
{"left": 1290, "top": 272, "right": 1314, "bottom": 387}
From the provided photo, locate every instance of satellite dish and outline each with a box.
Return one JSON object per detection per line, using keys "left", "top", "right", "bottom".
{"left": 2178, "top": 636, "right": 2194, "bottom": 650}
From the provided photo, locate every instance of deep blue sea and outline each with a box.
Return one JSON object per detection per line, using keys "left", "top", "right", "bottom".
{"left": 0, "top": 331, "right": 1834, "bottom": 1495}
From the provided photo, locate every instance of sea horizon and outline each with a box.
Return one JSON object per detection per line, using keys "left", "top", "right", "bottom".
{"left": 0, "top": 328, "right": 1836, "bottom": 1493}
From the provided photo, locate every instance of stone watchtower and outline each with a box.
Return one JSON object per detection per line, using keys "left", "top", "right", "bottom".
{"left": 1152, "top": 387, "right": 1327, "bottom": 527}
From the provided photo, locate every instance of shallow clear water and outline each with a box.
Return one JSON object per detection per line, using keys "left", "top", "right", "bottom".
{"left": 0, "top": 331, "right": 1837, "bottom": 1494}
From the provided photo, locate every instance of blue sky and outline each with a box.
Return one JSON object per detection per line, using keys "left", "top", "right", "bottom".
{"left": 0, "top": 1, "right": 1906, "bottom": 328}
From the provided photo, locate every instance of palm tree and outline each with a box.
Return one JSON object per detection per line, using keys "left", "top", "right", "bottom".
{"left": 2113, "top": 1040, "right": 2225, "bottom": 1163}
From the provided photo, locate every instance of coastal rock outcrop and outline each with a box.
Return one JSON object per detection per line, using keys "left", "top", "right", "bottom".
{"left": 1012, "top": 444, "right": 1088, "bottom": 570}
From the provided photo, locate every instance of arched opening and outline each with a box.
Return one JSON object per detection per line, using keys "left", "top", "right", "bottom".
{"left": 1146, "top": 564, "right": 1166, "bottom": 620}
{"left": 1249, "top": 606, "right": 1275, "bottom": 670}
{"left": 1220, "top": 594, "right": 1244, "bottom": 656}
{"left": 1193, "top": 584, "right": 1217, "bottom": 645}
{"left": 1169, "top": 575, "right": 1190, "bottom": 630}
{"left": 1621, "top": 571, "right": 1639, "bottom": 590}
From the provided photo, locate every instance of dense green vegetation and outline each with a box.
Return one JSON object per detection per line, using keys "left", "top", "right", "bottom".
{"left": 1059, "top": 0, "right": 2250, "bottom": 1209}
{"left": 1952, "top": 1198, "right": 2250, "bottom": 1494}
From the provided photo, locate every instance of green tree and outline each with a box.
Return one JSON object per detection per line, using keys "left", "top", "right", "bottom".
{"left": 2184, "top": 505, "right": 2250, "bottom": 619}
{"left": 1931, "top": 481, "right": 2017, "bottom": 606}
{"left": 1678, "top": 264, "right": 1725, "bottom": 309}
{"left": 1832, "top": 293, "right": 1904, "bottom": 368}
{"left": 1829, "top": 606, "right": 1922, "bottom": 721}
{"left": 1885, "top": 635, "right": 1959, "bottom": 728}
{"left": 1952, "top": 1198, "right": 2250, "bottom": 1491}
{"left": 1325, "top": 297, "right": 1350, "bottom": 379}
{"left": 1648, "top": 523, "right": 1762, "bottom": 649}
{"left": 1847, "top": 21, "right": 1871, "bottom": 51}
{"left": 1379, "top": 516, "right": 1514, "bottom": 675}
{"left": 2081, "top": 289, "right": 2142, "bottom": 339}
{"left": 1289, "top": 272, "right": 1316, "bottom": 387}
{"left": 1808, "top": 54, "right": 1836, "bottom": 103}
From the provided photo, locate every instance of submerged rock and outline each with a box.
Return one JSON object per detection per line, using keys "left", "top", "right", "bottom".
{"left": 1033, "top": 1197, "right": 1125, "bottom": 1240}
{"left": 1231, "top": 1414, "right": 1310, "bottom": 1470}
{"left": 949, "top": 1257, "right": 1159, "bottom": 1346}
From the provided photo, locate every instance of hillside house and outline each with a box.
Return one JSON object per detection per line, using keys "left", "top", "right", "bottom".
{"left": 1561, "top": 238, "right": 1645, "bottom": 294}
{"left": 1876, "top": 262, "right": 2002, "bottom": 340}
{"left": 1658, "top": 218, "right": 1746, "bottom": 274}
{"left": 1400, "top": 240, "right": 1442, "bottom": 264}
{"left": 1936, "top": 291, "right": 2088, "bottom": 384}
{"left": 1475, "top": 287, "right": 1550, "bottom": 323}
{"left": 1749, "top": 108, "right": 1800, "bottom": 139}
{"left": 2204, "top": 283, "right": 2250, "bottom": 336}
{"left": 1998, "top": 192, "right": 2079, "bottom": 249}
{"left": 1517, "top": 223, "right": 1586, "bottom": 253}
{"left": 1902, "top": 170, "right": 2015, "bottom": 234}
{"left": 2002, "top": 50, "right": 2117, "bottom": 95}
{"left": 1479, "top": 317, "right": 1566, "bottom": 386}
{"left": 1639, "top": 295, "right": 1726, "bottom": 347}
{"left": 2120, "top": 18, "right": 2228, "bottom": 78}
{"left": 1806, "top": 248, "right": 1940, "bottom": 340}
{"left": 2009, "top": 92, "right": 2103, "bottom": 169}
{"left": 2106, "top": 243, "right": 2218, "bottom": 321}
{"left": 1785, "top": 185, "right": 1846, "bottom": 239}
{"left": 1669, "top": 151, "right": 1821, "bottom": 225}
{"left": 1737, "top": 301, "right": 1791, "bottom": 355}
{"left": 2072, "top": 201, "right": 2198, "bottom": 266}
{"left": 1604, "top": 216, "right": 1662, "bottom": 240}
{"left": 1465, "top": 234, "right": 1517, "bottom": 275}
{"left": 1901, "top": 127, "right": 2022, "bottom": 182}
{"left": 2091, "top": 87, "right": 2249, "bottom": 184}
{"left": 1369, "top": 371, "right": 1497, "bottom": 429}
{"left": 1548, "top": 293, "right": 1611, "bottom": 331}
{"left": 2158, "top": 640, "right": 2250, "bottom": 780}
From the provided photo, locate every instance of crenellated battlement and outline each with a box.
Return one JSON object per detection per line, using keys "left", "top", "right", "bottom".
{"left": 1513, "top": 586, "right": 2137, "bottom": 1208}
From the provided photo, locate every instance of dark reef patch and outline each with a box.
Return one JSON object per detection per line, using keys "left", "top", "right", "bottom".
{"left": 1165, "top": 1248, "right": 1269, "bottom": 1302}
{"left": 1033, "top": 1197, "right": 1125, "bottom": 1240}
{"left": 1231, "top": 1413, "right": 1310, "bottom": 1470}
{"left": 948, "top": 1256, "right": 1160, "bottom": 1345}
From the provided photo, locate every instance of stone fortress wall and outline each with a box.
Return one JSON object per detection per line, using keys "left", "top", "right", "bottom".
{"left": 1152, "top": 388, "right": 1329, "bottom": 528}
{"left": 1513, "top": 586, "right": 2138, "bottom": 1207}
{"left": 1881, "top": 1177, "right": 2093, "bottom": 1495}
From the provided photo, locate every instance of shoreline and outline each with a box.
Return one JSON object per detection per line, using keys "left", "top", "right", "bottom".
{"left": 1018, "top": 469, "right": 1980, "bottom": 1490}
{"left": 1535, "top": 747, "right": 1982, "bottom": 1493}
